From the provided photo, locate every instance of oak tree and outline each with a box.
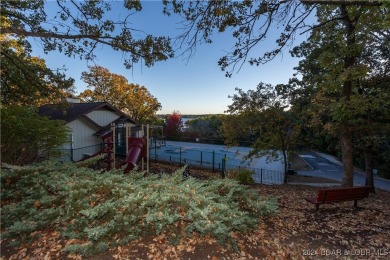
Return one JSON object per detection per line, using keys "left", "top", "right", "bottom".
{"left": 0, "top": 34, "right": 74, "bottom": 106}
{"left": 165, "top": 0, "right": 389, "bottom": 187}
{"left": 223, "top": 83, "right": 301, "bottom": 183}
{"left": 289, "top": 4, "right": 390, "bottom": 188}
{"left": 184, "top": 115, "right": 223, "bottom": 143}
{"left": 1, "top": 0, "right": 174, "bottom": 69}
{"left": 1, "top": 1, "right": 174, "bottom": 106}
{"left": 79, "top": 65, "right": 161, "bottom": 123}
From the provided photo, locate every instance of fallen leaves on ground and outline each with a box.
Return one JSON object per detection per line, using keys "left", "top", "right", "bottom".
{"left": 1, "top": 163, "right": 389, "bottom": 259}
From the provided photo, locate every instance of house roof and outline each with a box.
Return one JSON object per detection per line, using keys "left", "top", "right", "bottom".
{"left": 94, "top": 116, "right": 140, "bottom": 137}
{"left": 38, "top": 102, "right": 137, "bottom": 125}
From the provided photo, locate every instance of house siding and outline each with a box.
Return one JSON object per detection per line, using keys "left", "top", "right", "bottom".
{"left": 65, "top": 118, "right": 102, "bottom": 161}
{"left": 86, "top": 109, "right": 120, "bottom": 126}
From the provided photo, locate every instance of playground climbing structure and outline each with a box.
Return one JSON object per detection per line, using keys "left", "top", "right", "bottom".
{"left": 77, "top": 123, "right": 151, "bottom": 174}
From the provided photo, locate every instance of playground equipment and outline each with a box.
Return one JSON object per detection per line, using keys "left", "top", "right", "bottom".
{"left": 78, "top": 128, "right": 115, "bottom": 170}
{"left": 119, "top": 137, "right": 147, "bottom": 174}
{"left": 78, "top": 123, "right": 151, "bottom": 174}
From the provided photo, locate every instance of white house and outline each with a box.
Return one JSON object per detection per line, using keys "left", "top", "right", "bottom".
{"left": 39, "top": 99, "right": 139, "bottom": 161}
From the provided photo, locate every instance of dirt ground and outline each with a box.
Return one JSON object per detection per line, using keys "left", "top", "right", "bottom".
{"left": 2, "top": 161, "right": 389, "bottom": 260}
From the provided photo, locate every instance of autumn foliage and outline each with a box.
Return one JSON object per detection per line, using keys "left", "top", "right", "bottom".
{"left": 79, "top": 66, "right": 161, "bottom": 123}
{"left": 164, "top": 111, "right": 184, "bottom": 140}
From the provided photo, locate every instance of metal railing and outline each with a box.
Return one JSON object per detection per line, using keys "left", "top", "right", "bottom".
{"left": 250, "top": 167, "right": 285, "bottom": 184}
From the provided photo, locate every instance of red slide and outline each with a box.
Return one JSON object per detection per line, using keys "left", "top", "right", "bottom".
{"left": 77, "top": 130, "right": 114, "bottom": 171}
{"left": 123, "top": 138, "right": 147, "bottom": 174}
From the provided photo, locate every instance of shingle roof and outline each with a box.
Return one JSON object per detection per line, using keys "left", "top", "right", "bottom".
{"left": 94, "top": 116, "right": 139, "bottom": 137}
{"left": 38, "top": 102, "right": 136, "bottom": 124}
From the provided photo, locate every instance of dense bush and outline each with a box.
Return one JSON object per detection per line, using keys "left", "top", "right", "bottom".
{"left": 1, "top": 161, "right": 277, "bottom": 255}
{"left": 227, "top": 168, "right": 255, "bottom": 185}
{"left": 0, "top": 105, "right": 69, "bottom": 165}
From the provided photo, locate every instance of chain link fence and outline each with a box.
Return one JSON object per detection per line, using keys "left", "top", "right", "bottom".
{"left": 53, "top": 141, "right": 285, "bottom": 184}
{"left": 53, "top": 144, "right": 103, "bottom": 162}
{"left": 150, "top": 143, "right": 285, "bottom": 184}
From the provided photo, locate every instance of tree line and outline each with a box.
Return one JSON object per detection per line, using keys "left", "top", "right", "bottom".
{"left": 1, "top": 1, "right": 389, "bottom": 189}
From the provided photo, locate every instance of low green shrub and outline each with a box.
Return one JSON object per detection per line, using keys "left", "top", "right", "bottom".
{"left": 227, "top": 168, "right": 255, "bottom": 185}
{"left": 1, "top": 161, "right": 277, "bottom": 255}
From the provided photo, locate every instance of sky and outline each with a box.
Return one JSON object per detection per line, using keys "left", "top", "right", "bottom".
{"left": 30, "top": 1, "right": 309, "bottom": 115}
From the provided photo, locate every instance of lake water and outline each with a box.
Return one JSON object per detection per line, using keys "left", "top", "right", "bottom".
{"left": 182, "top": 117, "right": 196, "bottom": 127}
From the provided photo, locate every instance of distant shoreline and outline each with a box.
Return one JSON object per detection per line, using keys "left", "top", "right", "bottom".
{"left": 156, "top": 114, "right": 224, "bottom": 118}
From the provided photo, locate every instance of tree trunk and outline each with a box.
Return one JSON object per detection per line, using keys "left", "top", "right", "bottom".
{"left": 364, "top": 150, "right": 376, "bottom": 193}
{"left": 340, "top": 122, "right": 354, "bottom": 187}
{"left": 339, "top": 5, "right": 356, "bottom": 188}
{"left": 282, "top": 148, "right": 288, "bottom": 184}
{"left": 280, "top": 132, "right": 288, "bottom": 184}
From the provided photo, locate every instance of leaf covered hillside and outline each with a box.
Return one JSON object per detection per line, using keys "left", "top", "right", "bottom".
{"left": 0, "top": 161, "right": 277, "bottom": 256}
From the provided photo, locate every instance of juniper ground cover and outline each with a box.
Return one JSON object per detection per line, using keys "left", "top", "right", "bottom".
{"left": 1, "top": 160, "right": 277, "bottom": 257}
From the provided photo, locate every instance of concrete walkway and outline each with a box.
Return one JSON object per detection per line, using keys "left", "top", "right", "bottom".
{"left": 297, "top": 151, "right": 390, "bottom": 191}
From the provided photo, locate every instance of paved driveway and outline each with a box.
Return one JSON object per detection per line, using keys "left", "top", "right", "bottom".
{"left": 298, "top": 150, "right": 390, "bottom": 191}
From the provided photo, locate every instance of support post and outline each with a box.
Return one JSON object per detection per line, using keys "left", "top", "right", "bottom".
{"left": 70, "top": 134, "right": 74, "bottom": 162}
{"left": 111, "top": 123, "right": 116, "bottom": 169}
{"left": 125, "top": 123, "right": 129, "bottom": 155}
{"left": 154, "top": 138, "right": 157, "bottom": 162}
{"left": 179, "top": 148, "right": 182, "bottom": 167}
{"left": 212, "top": 150, "right": 215, "bottom": 172}
{"left": 260, "top": 168, "right": 263, "bottom": 184}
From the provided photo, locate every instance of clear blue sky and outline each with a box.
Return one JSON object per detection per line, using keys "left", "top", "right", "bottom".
{"left": 30, "top": 1, "right": 308, "bottom": 115}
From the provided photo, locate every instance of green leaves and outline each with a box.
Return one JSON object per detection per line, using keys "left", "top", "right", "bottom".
{"left": 223, "top": 83, "right": 301, "bottom": 178}
{"left": 291, "top": 4, "right": 390, "bottom": 181}
{"left": 0, "top": 36, "right": 74, "bottom": 106}
{"left": 163, "top": 1, "right": 315, "bottom": 75}
{"left": 0, "top": 105, "right": 70, "bottom": 165}
{"left": 2, "top": 1, "right": 174, "bottom": 69}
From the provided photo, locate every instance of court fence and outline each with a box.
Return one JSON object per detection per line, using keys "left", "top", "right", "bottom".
{"left": 150, "top": 146, "right": 285, "bottom": 185}
{"left": 53, "top": 142, "right": 285, "bottom": 185}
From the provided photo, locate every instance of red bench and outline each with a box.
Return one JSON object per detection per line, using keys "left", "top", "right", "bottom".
{"left": 305, "top": 186, "right": 371, "bottom": 211}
